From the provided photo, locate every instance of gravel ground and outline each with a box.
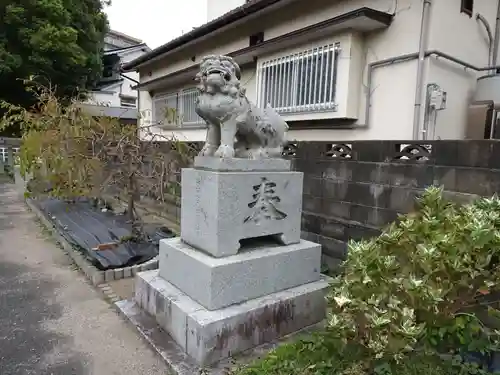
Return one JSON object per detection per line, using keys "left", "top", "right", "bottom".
{"left": 108, "top": 278, "right": 135, "bottom": 301}
{"left": 0, "top": 182, "right": 170, "bottom": 375}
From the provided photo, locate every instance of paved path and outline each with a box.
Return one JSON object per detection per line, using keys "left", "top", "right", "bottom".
{"left": 0, "top": 183, "right": 169, "bottom": 375}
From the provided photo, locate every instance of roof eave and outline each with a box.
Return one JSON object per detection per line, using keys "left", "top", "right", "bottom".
{"left": 132, "top": 7, "right": 393, "bottom": 91}
{"left": 104, "top": 43, "right": 151, "bottom": 55}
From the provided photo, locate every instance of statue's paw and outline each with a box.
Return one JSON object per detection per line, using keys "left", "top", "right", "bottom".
{"left": 234, "top": 147, "right": 250, "bottom": 158}
{"left": 248, "top": 148, "right": 267, "bottom": 159}
{"left": 198, "top": 144, "right": 217, "bottom": 157}
{"left": 214, "top": 144, "right": 235, "bottom": 158}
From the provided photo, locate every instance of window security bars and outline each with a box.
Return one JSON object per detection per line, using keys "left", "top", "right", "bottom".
{"left": 152, "top": 88, "right": 204, "bottom": 127}
{"left": 0, "top": 147, "right": 19, "bottom": 163}
{"left": 257, "top": 43, "right": 340, "bottom": 114}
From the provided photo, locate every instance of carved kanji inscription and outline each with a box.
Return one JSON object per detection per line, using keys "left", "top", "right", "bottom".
{"left": 244, "top": 177, "right": 287, "bottom": 224}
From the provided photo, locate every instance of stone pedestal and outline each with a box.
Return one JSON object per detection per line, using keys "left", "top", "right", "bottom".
{"left": 159, "top": 238, "right": 321, "bottom": 310}
{"left": 181, "top": 167, "right": 303, "bottom": 258}
{"left": 135, "top": 270, "right": 329, "bottom": 366}
{"left": 133, "top": 156, "right": 329, "bottom": 367}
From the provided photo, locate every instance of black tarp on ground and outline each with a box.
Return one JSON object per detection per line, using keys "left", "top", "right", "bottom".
{"left": 33, "top": 198, "right": 175, "bottom": 270}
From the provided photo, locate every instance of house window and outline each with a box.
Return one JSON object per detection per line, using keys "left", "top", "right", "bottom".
{"left": 153, "top": 92, "right": 179, "bottom": 126}
{"left": 249, "top": 31, "right": 264, "bottom": 47}
{"left": 460, "top": 0, "right": 473, "bottom": 16}
{"left": 102, "top": 54, "right": 121, "bottom": 81}
{"left": 102, "top": 66, "right": 114, "bottom": 78}
{"left": 120, "top": 96, "right": 136, "bottom": 108}
{"left": 0, "top": 147, "right": 19, "bottom": 163}
{"left": 257, "top": 43, "right": 340, "bottom": 114}
{"left": 152, "top": 88, "right": 204, "bottom": 127}
{"left": 180, "top": 88, "right": 203, "bottom": 126}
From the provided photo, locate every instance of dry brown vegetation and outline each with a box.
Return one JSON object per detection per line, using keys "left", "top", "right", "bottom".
{"left": 1, "top": 83, "right": 198, "bottom": 237}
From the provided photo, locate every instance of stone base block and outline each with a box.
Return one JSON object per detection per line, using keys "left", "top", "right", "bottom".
{"left": 135, "top": 270, "right": 330, "bottom": 366}
{"left": 115, "top": 299, "right": 325, "bottom": 375}
{"left": 159, "top": 237, "right": 322, "bottom": 310}
{"left": 181, "top": 168, "right": 303, "bottom": 258}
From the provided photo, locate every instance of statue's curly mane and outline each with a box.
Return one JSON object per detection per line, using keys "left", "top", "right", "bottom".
{"left": 199, "top": 55, "right": 241, "bottom": 79}
{"left": 198, "top": 55, "right": 246, "bottom": 99}
{"left": 195, "top": 54, "right": 288, "bottom": 159}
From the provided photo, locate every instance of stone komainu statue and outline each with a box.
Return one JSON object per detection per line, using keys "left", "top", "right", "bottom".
{"left": 194, "top": 55, "right": 288, "bottom": 159}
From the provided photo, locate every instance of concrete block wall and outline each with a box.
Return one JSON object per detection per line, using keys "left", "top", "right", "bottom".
{"left": 288, "top": 140, "right": 500, "bottom": 266}
{"left": 141, "top": 139, "right": 500, "bottom": 269}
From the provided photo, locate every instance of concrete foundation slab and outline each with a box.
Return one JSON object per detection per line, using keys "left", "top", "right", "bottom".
{"left": 159, "top": 237, "right": 322, "bottom": 310}
{"left": 115, "top": 299, "right": 325, "bottom": 375}
{"left": 181, "top": 168, "right": 303, "bottom": 257}
{"left": 194, "top": 156, "right": 291, "bottom": 172}
{"left": 134, "top": 270, "right": 330, "bottom": 366}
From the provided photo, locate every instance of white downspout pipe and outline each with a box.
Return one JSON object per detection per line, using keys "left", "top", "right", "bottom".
{"left": 492, "top": 0, "right": 500, "bottom": 69}
{"left": 476, "top": 13, "right": 494, "bottom": 69}
{"left": 412, "top": 0, "right": 432, "bottom": 140}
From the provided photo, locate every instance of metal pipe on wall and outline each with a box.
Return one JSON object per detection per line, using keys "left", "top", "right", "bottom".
{"left": 492, "top": 0, "right": 500, "bottom": 68}
{"left": 364, "top": 52, "right": 419, "bottom": 128}
{"left": 476, "top": 13, "right": 494, "bottom": 69}
{"left": 412, "top": 0, "right": 432, "bottom": 140}
{"left": 365, "top": 50, "right": 500, "bottom": 130}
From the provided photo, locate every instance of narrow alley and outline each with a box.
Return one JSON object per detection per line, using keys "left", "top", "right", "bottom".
{"left": 0, "top": 182, "right": 169, "bottom": 375}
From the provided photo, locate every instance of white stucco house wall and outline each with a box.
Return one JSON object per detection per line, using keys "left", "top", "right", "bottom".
{"left": 81, "top": 30, "right": 151, "bottom": 123}
{"left": 123, "top": 0, "right": 500, "bottom": 141}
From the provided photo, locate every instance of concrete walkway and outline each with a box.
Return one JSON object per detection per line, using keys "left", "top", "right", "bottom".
{"left": 0, "top": 182, "right": 170, "bottom": 375}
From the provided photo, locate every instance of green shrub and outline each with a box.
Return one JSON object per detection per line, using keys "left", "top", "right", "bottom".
{"left": 232, "top": 332, "right": 482, "bottom": 375}
{"left": 233, "top": 187, "right": 500, "bottom": 375}
{"left": 328, "top": 186, "right": 500, "bottom": 364}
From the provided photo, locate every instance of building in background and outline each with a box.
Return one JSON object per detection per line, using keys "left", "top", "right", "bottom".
{"left": 104, "top": 29, "right": 144, "bottom": 50}
{"left": 123, "top": 0, "right": 500, "bottom": 142}
{"left": 0, "top": 137, "right": 20, "bottom": 166}
{"left": 80, "top": 30, "right": 151, "bottom": 124}
{"left": 0, "top": 147, "right": 19, "bottom": 164}
{"left": 0, "top": 31, "right": 151, "bottom": 160}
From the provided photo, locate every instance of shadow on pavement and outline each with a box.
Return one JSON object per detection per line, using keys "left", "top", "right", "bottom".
{"left": 0, "top": 247, "right": 89, "bottom": 374}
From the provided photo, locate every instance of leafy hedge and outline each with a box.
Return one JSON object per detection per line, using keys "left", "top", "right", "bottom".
{"left": 234, "top": 333, "right": 483, "bottom": 375}
{"left": 233, "top": 187, "right": 500, "bottom": 375}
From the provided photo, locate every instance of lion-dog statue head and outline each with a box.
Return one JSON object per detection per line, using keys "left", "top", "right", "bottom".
{"left": 195, "top": 55, "right": 245, "bottom": 98}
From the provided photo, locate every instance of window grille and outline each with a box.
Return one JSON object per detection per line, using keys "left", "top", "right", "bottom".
{"left": 0, "top": 147, "right": 19, "bottom": 163}
{"left": 257, "top": 43, "right": 340, "bottom": 114}
{"left": 152, "top": 88, "right": 204, "bottom": 127}
{"left": 120, "top": 96, "right": 136, "bottom": 108}
{"left": 180, "top": 88, "right": 204, "bottom": 126}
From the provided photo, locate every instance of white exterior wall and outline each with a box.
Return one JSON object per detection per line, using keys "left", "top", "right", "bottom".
{"left": 87, "top": 90, "right": 118, "bottom": 107}
{"left": 424, "top": 1, "right": 498, "bottom": 140}
{"left": 138, "top": 0, "right": 500, "bottom": 142}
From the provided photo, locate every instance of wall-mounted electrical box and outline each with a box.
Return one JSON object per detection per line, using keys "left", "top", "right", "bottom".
{"left": 429, "top": 87, "right": 447, "bottom": 110}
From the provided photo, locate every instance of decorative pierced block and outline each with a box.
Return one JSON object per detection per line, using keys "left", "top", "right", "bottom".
{"left": 180, "top": 168, "right": 303, "bottom": 258}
